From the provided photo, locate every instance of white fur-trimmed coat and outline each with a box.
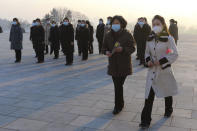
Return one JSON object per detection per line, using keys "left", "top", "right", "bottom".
{"left": 145, "top": 35, "right": 178, "bottom": 99}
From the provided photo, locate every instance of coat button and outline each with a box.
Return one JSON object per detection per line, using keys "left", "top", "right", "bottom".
{"left": 151, "top": 78, "right": 154, "bottom": 80}
{"left": 153, "top": 72, "right": 155, "bottom": 74}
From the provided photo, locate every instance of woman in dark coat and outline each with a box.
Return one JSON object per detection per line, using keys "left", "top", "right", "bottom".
{"left": 59, "top": 17, "right": 74, "bottom": 65}
{"left": 30, "top": 20, "right": 37, "bottom": 57}
{"left": 49, "top": 21, "right": 60, "bottom": 59}
{"left": 78, "top": 20, "right": 90, "bottom": 60}
{"left": 96, "top": 19, "right": 105, "bottom": 54}
{"left": 9, "top": 18, "right": 23, "bottom": 63}
{"left": 86, "top": 20, "right": 94, "bottom": 54}
{"left": 133, "top": 17, "right": 151, "bottom": 66}
{"left": 169, "top": 19, "right": 178, "bottom": 45}
{"left": 102, "top": 15, "right": 136, "bottom": 115}
{"left": 33, "top": 18, "right": 45, "bottom": 63}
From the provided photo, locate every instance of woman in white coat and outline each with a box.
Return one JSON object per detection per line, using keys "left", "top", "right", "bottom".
{"left": 139, "top": 15, "right": 178, "bottom": 129}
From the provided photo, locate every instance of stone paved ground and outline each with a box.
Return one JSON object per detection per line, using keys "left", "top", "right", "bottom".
{"left": 0, "top": 32, "right": 197, "bottom": 131}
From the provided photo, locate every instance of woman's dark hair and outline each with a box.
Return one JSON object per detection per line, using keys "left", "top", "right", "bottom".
{"left": 144, "top": 17, "right": 148, "bottom": 23}
{"left": 86, "top": 20, "right": 90, "bottom": 25}
{"left": 111, "top": 15, "right": 127, "bottom": 29}
{"left": 13, "top": 18, "right": 20, "bottom": 25}
{"left": 99, "top": 18, "right": 103, "bottom": 22}
{"left": 152, "top": 15, "right": 169, "bottom": 34}
{"left": 64, "top": 17, "right": 69, "bottom": 21}
{"left": 107, "top": 16, "right": 112, "bottom": 20}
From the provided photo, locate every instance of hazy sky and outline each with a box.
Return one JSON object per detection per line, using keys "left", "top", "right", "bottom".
{"left": 1, "top": 0, "right": 197, "bottom": 28}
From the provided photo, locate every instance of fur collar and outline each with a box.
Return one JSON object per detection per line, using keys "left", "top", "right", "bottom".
{"left": 147, "top": 31, "right": 169, "bottom": 42}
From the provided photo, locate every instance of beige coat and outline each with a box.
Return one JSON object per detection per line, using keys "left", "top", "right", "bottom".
{"left": 44, "top": 24, "right": 51, "bottom": 45}
{"left": 145, "top": 35, "right": 178, "bottom": 99}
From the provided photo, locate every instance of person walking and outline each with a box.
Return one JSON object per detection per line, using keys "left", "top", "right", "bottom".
{"left": 49, "top": 21, "right": 60, "bottom": 59}
{"left": 169, "top": 19, "right": 179, "bottom": 45}
{"left": 30, "top": 20, "right": 37, "bottom": 57}
{"left": 96, "top": 19, "right": 105, "bottom": 54}
{"left": 59, "top": 18, "right": 74, "bottom": 65}
{"left": 139, "top": 15, "right": 179, "bottom": 129}
{"left": 9, "top": 18, "right": 23, "bottom": 63}
{"left": 133, "top": 17, "right": 151, "bottom": 66}
{"left": 86, "top": 20, "right": 94, "bottom": 54}
{"left": 75, "top": 20, "right": 82, "bottom": 56}
{"left": 78, "top": 20, "right": 90, "bottom": 60}
{"left": 102, "top": 15, "right": 135, "bottom": 115}
{"left": 33, "top": 18, "right": 45, "bottom": 63}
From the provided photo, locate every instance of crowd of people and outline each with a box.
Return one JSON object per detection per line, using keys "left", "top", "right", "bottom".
{"left": 9, "top": 16, "right": 178, "bottom": 66}
{"left": 8, "top": 15, "right": 179, "bottom": 129}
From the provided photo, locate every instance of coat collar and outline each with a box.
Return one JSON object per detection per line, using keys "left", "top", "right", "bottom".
{"left": 147, "top": 31, "right": 169, "bottom": 42}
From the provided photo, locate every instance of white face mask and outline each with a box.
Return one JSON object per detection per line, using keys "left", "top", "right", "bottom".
{"left": 152, "top": 26, "right": 163, "bottom": 34}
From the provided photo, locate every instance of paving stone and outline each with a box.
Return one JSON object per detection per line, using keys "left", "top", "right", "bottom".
{"left": 70, "top": 116, "right": 111, "bottom": 129}
{"left": 4, "top": 118, "right": 48, "bottom": 131}
{"left": 172, "top": 117, "right": 197, "bottom": 129}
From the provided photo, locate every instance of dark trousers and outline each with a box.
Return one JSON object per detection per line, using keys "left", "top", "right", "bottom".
{"left": 15, "top": 50, "right": 21, "bottom": 62}
{"left": 141, "top": 88, "right": 173, "bottom": 124}
{"left": 66, "top": 53, "right": 73, "bottom": 64}
{"left": 54, "top": 49, "right": 59, "bottom": 58}
{"left": 88, "top": 41, "right": 94, "bottom": 54}
{"left": 82, "top": 43, "right": 88, "bottom": 60}
{"left": 77, "top": 41, "right": 82, "bottom": 55}
{"left": 45, "top": 45, "right": 49, "bottom": 54}
{"left": 98, "top": 41, "right": 103, "bottom": 54}
{"left": 51, "top": 43, "right": 60, "bottom": 58}
{"left": 136, "top": 42, "right": 140, "bottom": 58}
{"left": 35, "top": 44, "right": 45, "bottom": 62}
{"left": 139, "top": 42, "right": 146, "bottom": 64}
{"left": 112, "top": 76, "right": 127, "bottom": 109}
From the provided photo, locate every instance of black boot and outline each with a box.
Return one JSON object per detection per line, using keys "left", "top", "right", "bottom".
{"left": 164, "top": 108, "right": 173, "bottom": 118}
{"left": 112, "top": 107, "right": 122, "bottom": 115}
{"left": 139, "top": 123, "right": 150, "bottom": 129}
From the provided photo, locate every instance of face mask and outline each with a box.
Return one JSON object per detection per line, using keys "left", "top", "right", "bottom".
{"left": 99, "top": 21, "right": 103, "bottom": 24}
{"left": 36, "top": 22, "right": 40, "bottom": 26}
{"left": 152, "top": 26, "right": 163, "bottom": 34}
{"left": 138, "top": 22, "right": 144, "bottom": 25}
{"left": 52, "top": 24, "right": 56, "bottom": 27}
{"left": 32, "top": 23, "right": 36, "bottom": 26}
{"left": 81, "top": 24, "right": 86, "bottom": 27}
{"left": 107, "top": 20, "right": 110, "bottom": 25}
{"left": 111, "top": 24, "right": 121, "bottom": 32}
{"left": 63, "top": 22, "right": 69, "bottom": 26}
{"left": 12, "top": 21, "right": 17, "bottom": 25}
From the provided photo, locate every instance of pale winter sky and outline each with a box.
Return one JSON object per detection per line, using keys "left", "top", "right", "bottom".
{"left": 1, "top": 0, "right": 197, "bottom": 28}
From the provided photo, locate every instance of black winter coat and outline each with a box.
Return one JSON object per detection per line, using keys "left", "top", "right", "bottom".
{"left": 96, "top": 24, "right": 105, "bottom": 42}
{"left": 9, "top": 24, "right": 23, "bottom": 50}
{"left": 102, "top": 29, "right": 136, "bottom": 76}
{"left": 78, "top": 26, "right": 90, "bottom": 44}
{"left": 88, "top": 25, "right": 94, "bottom": 42}
{"left": 49, "top": 26, "right": 59, "bottom": 44}
{"left": 30, "top": 26, "right": 36, "bottom": 41}
{"left": 133, "top": 23, "right": 151, "bottom": 44}
{"left": 59, "top": 24, "right": 74, "bottom": 53}
{"left": 169, "top": 23, "right": 178, "bottom": 41}
{"left": 75, "top": 25, "right": 80, "bottom": 40}
{"left": 31, "top": 25, "right": 45, "bottom": 43}
{"left": 59, "top": 24, "right": 74, "bottom": 43}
